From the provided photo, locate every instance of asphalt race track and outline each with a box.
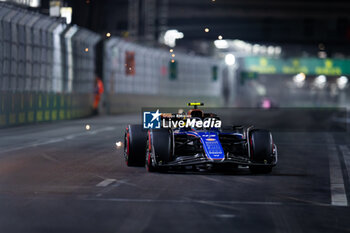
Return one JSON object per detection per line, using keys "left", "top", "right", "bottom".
{"left": 0, "top": 114, "right": 350, "bottom": 233}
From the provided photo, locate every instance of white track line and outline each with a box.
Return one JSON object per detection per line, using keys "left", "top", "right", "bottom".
{"left": 96, "top": 178, "right": 116, "bottom": 187}
{"left": 339, "top": 145, "right": 350, "bottom": 180}
{"left": 81, "top": 197, "right": 338, "bottom": 207}
{"left": 328, "top": 143, "right": 348, "bottom": 206}
{"left": 82, "top": 197, "right": 285, "bottom": 205}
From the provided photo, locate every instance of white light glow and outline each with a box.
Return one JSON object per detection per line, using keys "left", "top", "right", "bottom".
{"left": 267, "top": 46, "right": 275, "bottom": 55}
{"left": 293, "top": 73, "right": 306, "bottom": 87}
{"left": 214, "top": 40, "right": 228, "bottom": 49}
{"left": 244, "top": 44, "right": 252, "bottom": 53}
{"left": 294, "top": 73, "right": 306, "bottom": 82}
{"left": 30, "top": 0, "right": 40, "bottom": 7}
{"left": 260, "top": 46, "right": 267, "bottom": 54}
{"left": 60, "top": 7, "right": 72, "bottom": 24}
{"left": 316, "top": 75, "right": 326, "bottom": 83}
{"left": 275, "top": 46, "right": 282, "bottom": 55}
{"left": 4, "top": 0, "right": 41, "bottom": 7}
{"left": 315, "top": 75, "right": 327, "bottom": 89}
{"left": 252, "top": 44, "right": 260, "bottom": 54}
{"left": 214, "top": 39, "right": 282, "bottom": 56}
{"left": 337, "top": 76, "right": 348, "bottom": 90}
{"left": 163, "top": 30, "right": 184, "bottom": 47}
{"left": 85, "top": 124, "right": 91, "bottom": 130}
{"left": 225, "top": 54, "right": 236, "bottom": 66}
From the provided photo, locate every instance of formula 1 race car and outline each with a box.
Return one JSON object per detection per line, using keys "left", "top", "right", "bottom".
{"left": 124, "top": 103, "right": 278, "bottom": 173}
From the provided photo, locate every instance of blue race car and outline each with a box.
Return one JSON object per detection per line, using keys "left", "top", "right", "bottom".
{"left": 124, "top": 103, "right": 278, "bottom": 173}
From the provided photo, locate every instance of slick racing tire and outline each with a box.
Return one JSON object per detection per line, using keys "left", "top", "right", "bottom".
{"left": 249, "top": 129, "right": 273, "bottom": 174}
{"left": 124, "top": 125, "right": 147, "bottom": 167}
{"left": 146, "top": 128, "right": 173, "bottom": 172}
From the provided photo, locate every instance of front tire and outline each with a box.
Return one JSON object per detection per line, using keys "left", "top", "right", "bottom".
{"left": 249, "top": 129, "right": 274, "bottom": 174}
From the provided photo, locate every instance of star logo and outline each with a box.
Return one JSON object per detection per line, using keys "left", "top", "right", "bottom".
{"left": 151, "top": 109, "right": 161, "bottom": 122}
{"left": 143, "top": 109, "right": 161, "bottom": 129}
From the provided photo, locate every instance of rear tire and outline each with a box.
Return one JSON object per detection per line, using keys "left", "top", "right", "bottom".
{"left": 124, "top": 125, "right": 147, "bottom": 167}
{"left": 146, "top": 128, "right": 173, "bottom": 172}
{"left": 249, "top": 129, "right": 273, "bottom": 174}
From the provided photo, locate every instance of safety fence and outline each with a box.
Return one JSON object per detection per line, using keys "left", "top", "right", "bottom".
{"left": 0, "top": 3, "right": 100, "bottom": 127}
{"left": 103, "top": 38, "right": 224, "bottom": 113}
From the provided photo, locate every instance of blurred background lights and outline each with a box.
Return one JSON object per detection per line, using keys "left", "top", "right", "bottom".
{"left": 294, "top": 73, "right": 306, "bottom": 82}
{"left": 337, "top": 76, "right": 348, "bottom": 89}
{"left": 316, "top": 75, "right": 326, "bottom": 83}
{"left": 267, "top": 46, "right": 275, "bottom": 55}
{"left": 314, "top": 75, "right": 327, "bottom": 89}
{"left": 213, "top": 39, "right": 281, "bottom": 56}
{"left": 275, "top": 46, "right": 282, "bottom": 55}
{"left": 85, "top": 124, "right": 91, "bottom": 130}
{"left": 293, "top": 73, "right": 306, "bottom": 87}
{"left": 60, "top": 7, "right": 72, "bottom": 24}
{"left": 163, "top": 29, "right": 184, "bottom": 47}
{"left": 204, "top": 28, "right": 210, "bottom": 32}
{"left": 214, "top": 40, "right": 228, "bottom": 49}
{"left": 252, "top": 44, "right": 260, "bottom": 54}
{"left": 260, "top": 45, "right": 267, "bottom": 54}
{"left": 225, "top": 53, "right": 236, "bottom": 66}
